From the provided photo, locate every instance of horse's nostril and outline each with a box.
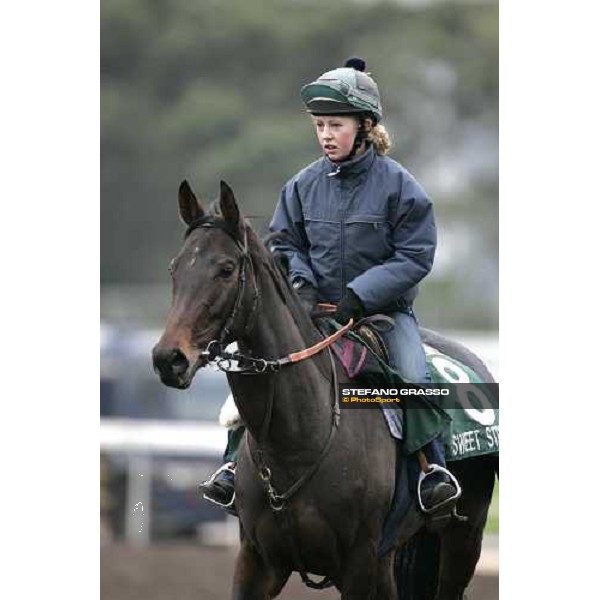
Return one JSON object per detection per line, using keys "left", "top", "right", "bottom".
{"left": 152, "top": 346, "right": 190, "bottom": 380}
{"left": 170, "top": 349, "right": 189, "bottom": 375}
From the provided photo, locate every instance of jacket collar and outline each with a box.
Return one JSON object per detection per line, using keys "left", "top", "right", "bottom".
{"left": 324, "top": 143, "right": 376, "bottom": 178}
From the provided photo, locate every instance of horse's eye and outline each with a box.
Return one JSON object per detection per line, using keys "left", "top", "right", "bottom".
{"left": 217, "top": 265, "right": 235, "bottom": 279}
{"left": 168, "top": 259, "right": 176, "bottom": 275}
{"left": 215, "top": 261, "right": 236, "bottom": 279}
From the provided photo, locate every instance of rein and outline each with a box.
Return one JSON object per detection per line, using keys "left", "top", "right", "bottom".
{"left": 252, "top": 345, "right": 340, "bottom": 590}
{"left": 252, "top": 345, "right": 341, "bottom": 507}
{"left": 201, "top": 319, "right": 353, "bottom": 374}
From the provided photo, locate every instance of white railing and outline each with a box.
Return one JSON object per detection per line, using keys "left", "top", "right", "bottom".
{"left": 100, "top": 418, "right": 226, "bottom": 545}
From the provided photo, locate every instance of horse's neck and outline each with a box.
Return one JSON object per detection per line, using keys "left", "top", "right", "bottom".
{"left": 230, "top": 263, "right": 333, "bottom": 462}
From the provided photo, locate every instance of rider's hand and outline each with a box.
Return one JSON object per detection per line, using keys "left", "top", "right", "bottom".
{"left": 292, "top": 278, "right": 318, "bottom": 315}
{"left": 333, "top": 288, "right": 365, "bottom": 326}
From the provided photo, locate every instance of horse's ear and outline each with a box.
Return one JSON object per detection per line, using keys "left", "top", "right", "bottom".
{"left": 178, "top": 180, "right": 205, "bottom": 226}
{"left": 219, "top": 180, "right": 243, "bottom": 235}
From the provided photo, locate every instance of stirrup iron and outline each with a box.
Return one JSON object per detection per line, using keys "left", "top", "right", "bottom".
{"left": 201, "top": 462, "right": 236, "bottom": 509}
{"left": 417, "top": 463, "right": 462, "bottom": 514}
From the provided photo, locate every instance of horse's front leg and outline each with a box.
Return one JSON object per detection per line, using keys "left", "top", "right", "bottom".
{"left": 340, "top": 541, "right": 383, "bottom": 600}
{"left": 232, "top": 539, "right": 289, "bottom": 600}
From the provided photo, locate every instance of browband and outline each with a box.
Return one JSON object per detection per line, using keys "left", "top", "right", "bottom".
{"left": 185, "top": 216, "right": 242, "bottom": 244}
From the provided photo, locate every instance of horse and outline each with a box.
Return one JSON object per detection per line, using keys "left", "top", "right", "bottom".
{"left": 152, "top": 180, "right": 498, "bottom": 599}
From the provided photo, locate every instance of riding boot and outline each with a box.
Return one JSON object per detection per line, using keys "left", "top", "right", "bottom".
{"left": 199, "top": 462, "right": 237, "bottom": 513}
{"left": 223, "top": 426, "right": 244, "bottom": 463}
{"left": 420, "top": 478, "right": 458, "bottom": 511}
{"left": 199, "top": 427, "right": 245, "bottom": 515}
{"left": 417, "top": 436, "right": 461, "bottom": 516}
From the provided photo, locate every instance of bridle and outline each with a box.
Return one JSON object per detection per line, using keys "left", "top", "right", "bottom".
{"left": 184, "top": 215, "right": 353, "bottom": 374}
{"left": 184, "top": 216, "right": 260, "bottom": 356}
{"left": 183, "top": 214, "right": 349, "bottom": 589}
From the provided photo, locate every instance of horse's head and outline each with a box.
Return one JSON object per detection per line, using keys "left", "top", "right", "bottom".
{"left": 152, "top": 179, "right": 257, "bottom": 388}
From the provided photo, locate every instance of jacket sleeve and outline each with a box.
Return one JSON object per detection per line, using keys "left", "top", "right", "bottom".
{"left": 347, "top": 175, "right": 436, "bottom": 312}
{"left": 268, "top": 180, "right": 317, "bottom": 287}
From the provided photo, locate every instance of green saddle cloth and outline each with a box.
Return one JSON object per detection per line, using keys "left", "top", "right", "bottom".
{"left": 425, "top": 345, "right": 499, "bottom": 461}
{"left": 327, "top": 321, "right": 499, "bottom": 460}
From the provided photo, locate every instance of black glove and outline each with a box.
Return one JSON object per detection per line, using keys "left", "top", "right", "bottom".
{"left": 292, "top": 278, "right": 318, "bottom": 315}
{"left": 333, "top": 288, "right": 365, "bottom": 326}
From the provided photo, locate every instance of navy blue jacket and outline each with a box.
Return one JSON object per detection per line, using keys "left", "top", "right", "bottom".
{"left": 269, "top": 144, "right": 436, "bottom": 313}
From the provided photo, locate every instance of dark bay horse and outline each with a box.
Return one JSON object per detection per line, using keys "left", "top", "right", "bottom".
{"left": 152, "top": 180, "right": 498, "bottom": 600}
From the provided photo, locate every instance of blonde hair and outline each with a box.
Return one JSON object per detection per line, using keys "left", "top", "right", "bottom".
{"left": 367, "top": 122, "right": 391, "bottom": 155}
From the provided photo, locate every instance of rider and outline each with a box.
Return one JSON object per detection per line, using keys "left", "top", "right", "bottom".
{"left": 201, "top": 57, "right": 459, "bottom": 515}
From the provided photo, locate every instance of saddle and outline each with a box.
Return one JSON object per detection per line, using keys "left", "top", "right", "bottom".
{"left": 315, "top": 315, "right": 462, "bottom": 548}
{"left": 355, "top": 318, "right": 390, "bottom": 363}
{"left": 315, "top": 314, "right": 394, "bottom": 381}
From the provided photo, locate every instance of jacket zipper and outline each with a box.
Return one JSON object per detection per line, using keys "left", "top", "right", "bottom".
{"left": 339, "top": 177, "right": 346, "bottom": 296}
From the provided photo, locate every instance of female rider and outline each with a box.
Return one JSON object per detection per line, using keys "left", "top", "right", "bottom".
{"left": 201, "top": 58, "right": 459, "bottom": 517}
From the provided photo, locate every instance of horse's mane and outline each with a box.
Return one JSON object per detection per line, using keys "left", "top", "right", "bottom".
{"left": 249, "top": 228, "right": 323, "bottom": 348}
{"left": 207, "top": 200, "right": 322, "bottom": 349}
{"left": 262, "top": 231, "right": 291, "bottom": 278}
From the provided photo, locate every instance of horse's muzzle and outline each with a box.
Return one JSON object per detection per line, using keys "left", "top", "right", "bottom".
{"left": 152, "top": 345, "right": 193, "bottom": 388}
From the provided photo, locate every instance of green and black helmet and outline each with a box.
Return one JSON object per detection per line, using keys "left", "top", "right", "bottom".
{"left": 300, "top": 57, "right": 383, "bottom": 123}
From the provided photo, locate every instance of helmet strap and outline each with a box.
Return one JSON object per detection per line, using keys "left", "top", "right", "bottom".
{"left": 344, "top": 115, "right": 371, "bottom": 161}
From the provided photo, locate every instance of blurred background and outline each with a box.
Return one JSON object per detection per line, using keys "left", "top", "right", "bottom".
{"left": 100, "top": 1, "right": 498, "bottom": 598}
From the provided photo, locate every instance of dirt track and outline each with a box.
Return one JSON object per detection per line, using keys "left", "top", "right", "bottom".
{"left": 101, "top": 542, "right": 498, "bottom": 600}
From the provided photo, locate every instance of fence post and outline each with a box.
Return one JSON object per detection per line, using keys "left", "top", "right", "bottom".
{"left": 125, "top": 453, "right": 152, "bottom": 546}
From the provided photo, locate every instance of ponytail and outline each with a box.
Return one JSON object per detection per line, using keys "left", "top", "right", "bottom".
{"left": 368, "top": 123, "right": 391, "bottom": 155}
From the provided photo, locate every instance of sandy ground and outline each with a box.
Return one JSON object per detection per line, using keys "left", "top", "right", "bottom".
{"left": 101, "top": 541, "right": 498, "bottom": 600}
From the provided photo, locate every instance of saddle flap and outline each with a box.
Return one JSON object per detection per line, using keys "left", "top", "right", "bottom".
{"left": 355, "top": 320, "right": 390, "bottom": 364}
{"left": 317, "top": 316, "right": 391, "bottom": 379}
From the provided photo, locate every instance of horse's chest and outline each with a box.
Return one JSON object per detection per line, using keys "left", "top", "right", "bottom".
{"left": 251, "top": 503, "right": 346, "bottom": 572}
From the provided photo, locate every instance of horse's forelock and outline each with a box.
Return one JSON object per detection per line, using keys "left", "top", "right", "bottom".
{"left": 207, "top": 198, "right": 221, "bottom": 217}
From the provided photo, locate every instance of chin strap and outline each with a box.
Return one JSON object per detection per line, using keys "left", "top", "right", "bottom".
{"left": 344, "top": 115, "right": 371, "bottom": 161}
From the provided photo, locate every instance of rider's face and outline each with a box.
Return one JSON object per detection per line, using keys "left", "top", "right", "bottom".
{"left": 311, "top": 115, "right": 361, "bottom": 162}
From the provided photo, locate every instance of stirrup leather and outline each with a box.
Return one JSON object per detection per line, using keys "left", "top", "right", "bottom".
{"left": 417, "top": 464, "right": 462, "bottom": 514}
{"left": 201, "top": 462, "right": 236, "bottom": 509}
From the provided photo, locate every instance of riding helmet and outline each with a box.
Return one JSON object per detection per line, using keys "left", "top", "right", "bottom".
{"left": 300, "top": 57, "right": 383, "bottom": 123}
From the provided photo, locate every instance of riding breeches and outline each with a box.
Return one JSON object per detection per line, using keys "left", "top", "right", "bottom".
{"left": 378, "top": 308, "right": 432, "bottom": 384}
